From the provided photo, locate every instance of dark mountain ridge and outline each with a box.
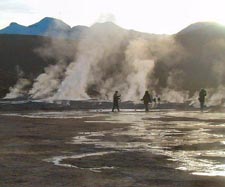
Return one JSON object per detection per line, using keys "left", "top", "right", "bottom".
{"left": 152, "top": 22, "right": 225, "bottom": 95}
{"left": 1, "top": 19, "right": 225, "bottom": 99}
{"left": 0, "top": 17, "right": 82, "bottom": 38}
{"left": 0, "top": 34, "right": 77, "bottom": 97}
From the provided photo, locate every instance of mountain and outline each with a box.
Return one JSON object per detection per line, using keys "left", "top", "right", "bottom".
{"left": 28, "top": 17, "right": 71, "bottom": 37}
{"left": 1, "top": 19, "right": 225, "bottom": 98}
{"left": 0, "top": 17, "right": 80, "bottom": 38}
{"left": 0, "top": 34, "right": 77, "bottom": 98}
{"left": 176, "top": 22, "right": 225, "bottom": 52}
{"left": 0, "top": 20, "right": 158, "bottom": 98}
{"left": 0, "top": 22, "right": 29, "bottom": 35}
{"left": 177, "top": 22, "right": 225, "bottom": 36}
{"left": 69, "top": 25, "right": 89, "bottom": 39}
{"left": 152, "top": 22, "right": 225, "bottom": 94}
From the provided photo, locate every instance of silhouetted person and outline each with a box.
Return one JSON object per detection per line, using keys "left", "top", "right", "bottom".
{"left": 199, "top": 88, "right": 207, "bottom": 112}
{"left": 153, "top": 97, "right": 157, "bottom": 108}
{"left": 112, "top": 91, "right": 121, "bottom": 112}
{"left": 141, "top": 91, "right": 152, "bottom": 111}
{"left": 157, "top": 95, "right": 161, "bottom": 105}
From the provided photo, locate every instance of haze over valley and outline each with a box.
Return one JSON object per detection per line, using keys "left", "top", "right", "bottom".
{"left": 1, "top": 18, "right": 225, "bottom": 106}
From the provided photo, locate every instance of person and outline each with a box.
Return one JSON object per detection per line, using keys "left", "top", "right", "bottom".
{"left": 153, "top": 97, "right": 157, "bottom": 108}
{"left": 112, "top": 91, "right": 121, "bottom": 112}
{"left": 141, "top": 91, "right": 152, "bottom": 111}
{"left": 198, "top": 88, "right": 207, "bottom": 112}
{"left": 157, "top": 95, "right": 161, "bottom": 105}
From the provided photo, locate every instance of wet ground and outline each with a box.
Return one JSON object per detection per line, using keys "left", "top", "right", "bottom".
{"left": 1, "top": 109, "right": 225, "bottom": 186}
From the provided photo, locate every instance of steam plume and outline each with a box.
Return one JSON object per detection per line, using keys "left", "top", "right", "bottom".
{"left": 4, "top": 78, "right": 31, "bottom": 99}
{"left": 29, "top": 62, "right": 67, "bottom": 99}
{"left": 6, "top": 21, "right": 225, "bottom": 107}
{"left": 4, "top": 66, "right": 31, "bottom": 99}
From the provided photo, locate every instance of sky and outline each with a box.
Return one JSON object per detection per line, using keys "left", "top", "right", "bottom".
{"left": 0, "top": 0, "right": 225, "bottom": 34}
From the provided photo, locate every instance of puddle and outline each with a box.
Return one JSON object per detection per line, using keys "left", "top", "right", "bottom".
{"left": 44, "top": 151, "right": 116, "bottom": 172}
{"left": 16, "top": 110, "right": 225, "bottom": 176}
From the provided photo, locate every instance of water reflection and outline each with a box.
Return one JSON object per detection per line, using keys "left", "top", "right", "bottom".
{"left": 44, "top": 151, "right": 116, "bottom": 172}
{"left": 4, "top": 110, "right": 225, "bottom": 176}
{"left": 70, "top": 111, "right": 225, "bottom": 176}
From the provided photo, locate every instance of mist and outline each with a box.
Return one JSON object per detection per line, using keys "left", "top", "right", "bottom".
{"left": 29, "top": 62, "right": 67, "bottom": 99}
{"left": 4, "top": 22, "right": 225, "bottom": 106}
{"left": 52, "top": 23, "right": 169, "bottom": 101}
{"left": 4, "top": 66, "right": 31, "bottom": 99}
{"left": 4, "top": 78, "right": 31, "bottom": 99}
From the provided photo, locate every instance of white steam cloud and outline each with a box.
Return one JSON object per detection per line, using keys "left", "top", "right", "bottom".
{"left": 6, "top": 22, "right": 225, "bottom": 108}
{"left": 4, "top": 78, "right": 31, "bottom": 99}
{"left": 123, "top": 39, "right": 155, "bottom": 101}
{"left": 53, "top": 22, "right": 128, "bottom": 100}
{"left": 4, "top": 66, "right": 31, "bottom": 99}
{"left": 29, "top": 62, "right": 67, "bottom": 99}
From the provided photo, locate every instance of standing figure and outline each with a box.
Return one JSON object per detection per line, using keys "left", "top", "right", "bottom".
{"left": 157, "top": 95, "right": 161, "bottom": 105}
{"left": 141, "top": 91, "right": 152, "bottom": 111}
{"left": 153, "top": 97, "right": 157, "bottom": 108}
{"left": 198, "top": 88, "right": 207, "bottom": 112}
{"left": 112, "top": 91, "right": 121, "bottom": 112}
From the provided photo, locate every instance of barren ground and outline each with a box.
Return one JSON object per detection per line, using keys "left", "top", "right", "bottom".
{"left": 0, "top": 110, "right": 225, "bottom": 187}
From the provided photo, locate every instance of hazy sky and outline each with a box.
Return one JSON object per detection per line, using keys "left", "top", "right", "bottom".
{"left": 1, "top": 0, "right": 225, "bottom": 34}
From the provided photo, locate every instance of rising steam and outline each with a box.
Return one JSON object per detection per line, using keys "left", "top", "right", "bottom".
{"left": 4, "top": 66, "right": 31, "bottom": 99}
{"left": 5, "top": 22, "right": 225, "bottom": 106}
{"left": 4, "top": 78, "right": 31, "bottom": 99}
{"left": 29, "top": 62, "right": 67, "bottom": 99}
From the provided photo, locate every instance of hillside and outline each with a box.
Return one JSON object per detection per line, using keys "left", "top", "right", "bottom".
{"left": 1, "top": 20, "right": 225, "bottom": 100}
{"left": 152, "top": 22, "right": 225, "bottom": 95}
{"left": 176, "top": 22, "right": 225, "bottom": 52}
{"left": 0, "top": 17, "right": 87, "bottom": 39}
{"left": 0, "top": 34, "right": 76, "bottom": 97}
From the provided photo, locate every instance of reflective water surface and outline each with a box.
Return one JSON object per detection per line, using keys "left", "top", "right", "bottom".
{"left": 3, "top": 110, "right": 225, "bottom": 176}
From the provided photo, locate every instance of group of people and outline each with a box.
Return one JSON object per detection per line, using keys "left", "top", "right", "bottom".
{"left": 112, "top": 88, "right": 207, "bottom": 112}
{"left": 112, "top": 90, "right": 160, "bottom": 112}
